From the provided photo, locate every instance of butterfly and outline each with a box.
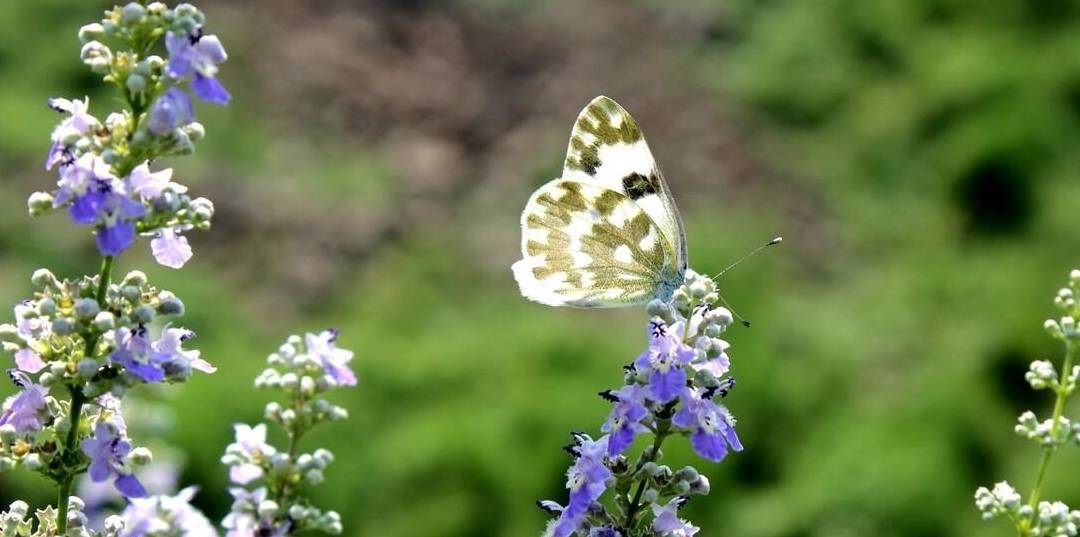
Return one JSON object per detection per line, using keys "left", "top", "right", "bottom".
{"left": 512, "top": 96, "right": 688, "bottom": 308}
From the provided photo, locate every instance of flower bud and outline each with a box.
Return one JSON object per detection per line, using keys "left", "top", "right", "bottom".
{"left": 78, "top": 23, "right": 106, "bottom": 44}
{"left": 642, "top": 488, "right": 659, "bottom": 504}
{"left": 257, "top": 500, "right": 279, "bottom": 519}
{"left": 301, "top": 375, "right": 316, "bottom": 395}
{"left": 131, "top": 305, "right": 155, "bottom": 325}
{"left": 31, "top": 269, "right": 59, "bottom": 290}
{"left": 77, "top": 359, "right": 99, "bottom": 378}
{"left": 80, "top": 41, "right": 112, "bottom": 74}
{"left": 129, "top": 447, "right": 153, "bottom": 465}
{"left": 0, "top": 324, "right": 17, "bottom": 343}
{"left": 92, "top": 311, "right": 116, "bottom": 331}
{"left": 183, "top": 122, "right": 205, "bottom": 142}
{"left": 157, "top": 295, "right": 185, "bottom": 316}
{"left": 122, "top": 286, "right": 141, "bottom": 302}
{"left": 73, "top": 299, "right": 100, "bottom": 320}
{"left": 37, "top": 297, "right": 57, "bottom": 317}
{"left": 121, "top": 271, "right": 148, "bottom": 287}
{"left": 103, "top": 516, "right": 125, "bottom": 534}
{"left": 22, "top": 454, "right": 42, "bottom": 470}
{"left": 51, "top": 317, "right": 76, "bottom": 334}
{"left": 50, "top": 361, "right": 67, "bottom": 377}
{"left": 28, "top": 192, "right": 54, "bottom": 217}
{"left": 126, "top": 74, "right": 146, "bottom": 93}
{"left": 280, "top": 373, "right": 299, "bottom": 390}
{"left": 191, "top": 197, "right": 214, "bottom": 222}
{"left": 121, "top": 2, "right": 146, "bottom": 24}
{"left": 1045, "top": 319, "right": 1065, "bottom": 340}
{"left": 0, "top": 425, "right": 16, "bottom": 443}
{"left": 304, "top": 469, "right": 324, "bottom": 485}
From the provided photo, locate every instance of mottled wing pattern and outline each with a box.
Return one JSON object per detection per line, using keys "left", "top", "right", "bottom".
{"left": 511, "top": 179, "right": 681, "bottom": 308}
{"left": 563, "top": 96, "right": 687, "bottom": 272}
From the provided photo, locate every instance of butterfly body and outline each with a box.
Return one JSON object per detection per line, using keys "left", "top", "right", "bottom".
{"left": 512, "top": 96, "right": 687, "bottom": 308}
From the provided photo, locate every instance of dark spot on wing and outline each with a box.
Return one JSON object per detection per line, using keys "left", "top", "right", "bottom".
{"left": 622, "top": 172, "right": 659, "bottom": 200}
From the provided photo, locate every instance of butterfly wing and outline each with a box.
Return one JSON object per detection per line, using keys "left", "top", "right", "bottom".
{"left": 562, "top": 96, "right": 687, "bottom": 273}
{"left": 512, "top": 179, "right": 682, "bottom": 308}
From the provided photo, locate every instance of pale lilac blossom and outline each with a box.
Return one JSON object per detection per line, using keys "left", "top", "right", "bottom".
{"left": 0, "top": 371, "right": 49, "bottom": 433}
{"left": 151, "top": 229, "right": 194, "bottom": 269}
{"left": 306, "top": 330, "right": 357, "bottom": 386}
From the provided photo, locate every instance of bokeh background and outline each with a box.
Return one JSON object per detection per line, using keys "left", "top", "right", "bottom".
{"left": 2, "top": 0, "right": 1080, "bottom": 535}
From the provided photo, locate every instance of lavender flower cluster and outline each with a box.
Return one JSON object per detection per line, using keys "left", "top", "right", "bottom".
{"left": 221, "top": 331, "right": 355, "bottom": 537}
{"left": 539, "top": 270, "right": 741, "bottom": 537}
{"left": 975, "top": 270, "right": 1080, "bottom": 537}
{"left": 1, "top": 4, "right": 356, "bottom": 537}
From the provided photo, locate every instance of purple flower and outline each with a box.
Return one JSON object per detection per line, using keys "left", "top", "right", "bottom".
{"left": 634, "top": 320, "right": 695, "bottom": 404}
{"left": 545, "top": 434, "right": 611, "bottom": 537}
{"left": 651, "top": 498, "right": 699, "bottom": 536}
{"left": 127, "top": 163, "right": 186, "bottom": 201}
{"left": 81, "top": 422, "right": 146, "bottom": 498}
{"left": 672, "top": 391, "right": 742, "bottom": 463}
{"left": 151, "top": 228, "right": 193, "bottom": 269}
{"left": 227, "top": 423, "right": 274, "bottom": 485}
{"left": 111, "top": 327, "right": 211, "bottom": 383}
{"left": 148, "top": 87, "right": 195, "bottom": 135}
{"left": 111, "top": 327, "right": 165, "bottom": 382}
{"left": 54, "top": 153, "right": 147, "bottom": 256}
{"left": 166, "top": 31, "right": 230, "bottom": 104}
{"left": 0, "top": 371, "right": 49, "bottom": 433}
{"left": 153, "top": 327, "right": 215, "bottom": 374}
{"left": 306, "top": 330, "right": 357, "bottom": 386}
{"left": 120, "top": 487, "right": 217, "bottom": 537}
{"left": 45, "top": 97, "right": 98, "bottom": 170}
{"left": 13, "top": 303, "right": 49, "bottom": 374}
{"left": 601, "top": 385, "right": 648, "bottom": 456}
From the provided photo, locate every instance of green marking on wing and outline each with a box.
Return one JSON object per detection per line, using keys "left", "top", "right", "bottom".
{"left": 565, "top": 96, "right": 645, "bottom": 176}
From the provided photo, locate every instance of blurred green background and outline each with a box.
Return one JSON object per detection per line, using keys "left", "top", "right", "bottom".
{"left": 2, "top": 0, "right": 1080, "bottom": 536}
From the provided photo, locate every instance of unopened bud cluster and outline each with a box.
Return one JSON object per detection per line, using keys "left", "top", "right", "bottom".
{"left": 0, "top": 497, "right": 93, "bottom": 537}
{"left": 222, "top": 332, "right": 356, "bottom": 536}
{"left": 976, "top": 270, "right": 1080, "bottom": 536}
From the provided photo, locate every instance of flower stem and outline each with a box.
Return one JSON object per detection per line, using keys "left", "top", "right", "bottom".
{"left": 1020, "top": 340, "right": 1076, "bottom": 536}
{"left": 624, "top": 426, "right": 671, "bottom": 529}
{"left": 57, "top": 256, "right": 113, "bottom": 534}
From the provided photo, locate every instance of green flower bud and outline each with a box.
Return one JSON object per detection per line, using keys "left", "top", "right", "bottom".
{"left": 642, "top": 488, "right": 659, "bottom": 504}
{"left": 125, "top": 74, "right": 146, "bottom": 93}
{"left": 28, "top": 192, "right": 54, "bottom": 217}
{"left": 0, "top": 425, "right": 16, "bottom": 443}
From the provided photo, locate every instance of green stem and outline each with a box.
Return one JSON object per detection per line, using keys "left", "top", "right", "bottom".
{"left": 624, "top": 426, "right": 671, "bottom": 529}
{"left": 57, "top": 257, "right": 113, "bottom": 534}
{"left": 1020, "top": 341, "right": 1076, "bottom": 536}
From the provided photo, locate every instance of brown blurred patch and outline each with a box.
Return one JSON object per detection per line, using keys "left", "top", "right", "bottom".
{"left": 188, "top": 0, "right": 829, "bottom": 312}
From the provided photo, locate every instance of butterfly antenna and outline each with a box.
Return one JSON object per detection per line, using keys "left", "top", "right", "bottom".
{"left": 712, "top": 235, "right": 782, "bottom": 280}
{"left": 715, "top": 292, "right": 753, "bottom": 328}
{"left": 709, "top": 235, "right": 782, "bottom": 329}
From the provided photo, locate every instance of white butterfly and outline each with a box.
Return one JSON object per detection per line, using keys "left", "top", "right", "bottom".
{"left": 512, "top": 96, "right": 688, "bottom": 308}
